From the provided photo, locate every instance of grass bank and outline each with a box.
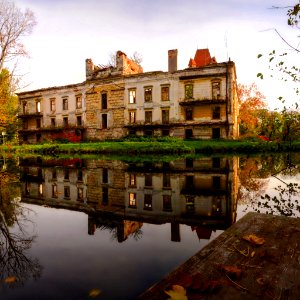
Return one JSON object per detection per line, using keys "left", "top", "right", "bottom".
{"left": 1, "top": 137, "right": 300, "bottom": 156}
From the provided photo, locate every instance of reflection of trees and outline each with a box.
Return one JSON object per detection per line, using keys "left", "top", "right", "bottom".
{"left": 0, "top": 169, "right": 42, "bottom": 287}
{"left": 239, "top": 153, "right": 300, "bottom": 217}
{"left": 237, "top": 156, "right": 269, "bottom": 205}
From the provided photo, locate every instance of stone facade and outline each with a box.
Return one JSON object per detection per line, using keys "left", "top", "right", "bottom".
{"left": 17, "top": 49, "right": 239, "bottom": 144}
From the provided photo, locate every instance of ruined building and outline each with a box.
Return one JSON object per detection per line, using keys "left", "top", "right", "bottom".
{"left": 17, "top": 49, "right": 239, "bottom": 143}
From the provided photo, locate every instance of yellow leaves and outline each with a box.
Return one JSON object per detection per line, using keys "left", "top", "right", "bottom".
{"left": 242, "top": 234, "right": 265, "bottom": 246}
{"left": 164, "top": 285, "right": 188, "bottom": 300}
{"left": 88, "top": 288, "right": 102, "bottom": 298}
{"left": 4, "top": 276, "right": 17, "bottom": 283}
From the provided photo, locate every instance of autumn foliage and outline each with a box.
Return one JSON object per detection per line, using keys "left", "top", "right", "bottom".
{"left": 237, "top": 83, "right": 267, "bottom": 136}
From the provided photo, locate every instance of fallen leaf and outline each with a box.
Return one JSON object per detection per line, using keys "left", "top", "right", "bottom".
{"left": 256, "top": 278, "right": 265, "bottom": 285}
{"left": 4, "top": 276, "right": 17, "bottom": 283}
{"left": 88, "top": 288, "right": 102, "bottom": 298}
{"left": 218, "top": 265, "right": 242, "bottom": 280}
{"left": 243, "top": 234, "right": 265, "bottom": 246}
{"left": 165, "top": 285, "right": 188, "bottom": 300}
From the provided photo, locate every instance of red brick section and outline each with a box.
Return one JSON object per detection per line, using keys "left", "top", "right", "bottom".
{"left": 188, "top": 49, "right": 217, "bottom": 68}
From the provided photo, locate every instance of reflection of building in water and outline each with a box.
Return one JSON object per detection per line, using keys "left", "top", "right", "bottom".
{"left": 20, "top": 156, "right": 239, "bottom": 242}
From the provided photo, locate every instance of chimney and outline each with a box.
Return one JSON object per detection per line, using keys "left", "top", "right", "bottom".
{"left": 85, "top": 58, "right": 94, "bottom": 78}
{"left": 168, "top": 49, "right": 178, "bottom": 73}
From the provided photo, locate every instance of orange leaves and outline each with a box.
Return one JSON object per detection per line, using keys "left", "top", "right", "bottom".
{"left": 164, "top": 285, "right": 187, "bottom": 300}
{"left": 4, "top": 276, "right": 17, "bottom": 283}
{"left": 243, "top": 234, "right": 265, "bottom": 246}
{"left": 218, "top": 265, "right": 242, "bottom": 280}
{"left": 88, "top": 288, "right": 102, "bottom": 298}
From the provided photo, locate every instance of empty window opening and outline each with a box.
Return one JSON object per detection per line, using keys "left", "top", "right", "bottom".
{"left": 212, "top": 106, "right": 221, "bottom": 119}
{"left": 129, "top": 89, "right": 136, "bottom": 104}
{"left": 101, "top": 93, "right": 107, "bottom": 109}
{"left": 144, "top": 194, "right": 152, "bottom": 210}
{"left": 102, "top": 168, "right": 108, "bottom": 183}
{"left": 185, "top": 129, "right": 193, "bottom": 139}
{"left": 186, "top": 108, "right": 193, "bottom": 120}
{"left": 161, "top": 86, "right": 169, "bottom": 101}
{"left": 212, "top": 128, "right": 221, "bottom": 139}
{"left": 144, "top": 87, "right": 152, "bottom": 102}
{"left": 102, "top": 114, "right": 108, "bottom": 129}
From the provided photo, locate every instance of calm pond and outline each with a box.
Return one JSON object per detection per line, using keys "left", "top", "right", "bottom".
{"left": 0, "top": 153, "right": 299, "bottom": 300}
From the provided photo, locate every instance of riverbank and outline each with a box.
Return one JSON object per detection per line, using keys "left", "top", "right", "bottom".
{"left": 1, "top": 138, "right": 300, "bottom": 155}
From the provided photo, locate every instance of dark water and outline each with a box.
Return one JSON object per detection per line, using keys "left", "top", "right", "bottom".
{"left": 0, "top": 153, "right": 299, "bottom": 299}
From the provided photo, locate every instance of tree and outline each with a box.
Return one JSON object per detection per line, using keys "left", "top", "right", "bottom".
{"left": 237, "top": 83, "right": 267, "bottom": 136}
{"left": 257, "top": 2, "right": 300, "bottom": 102}
{"left": 0, "top": 0, "right": 36, "bottom": 72}
{"left": 0, "top": 68, "right": 19, "bottom": 141}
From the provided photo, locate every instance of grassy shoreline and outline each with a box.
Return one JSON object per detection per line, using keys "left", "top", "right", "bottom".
{"left": 1, "top": 138, "right": 300, "bottom": 156}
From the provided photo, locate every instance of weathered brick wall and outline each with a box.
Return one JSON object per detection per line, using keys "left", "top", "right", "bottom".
{"left": 85, "top": 83, "right": 126, "bottom": 140}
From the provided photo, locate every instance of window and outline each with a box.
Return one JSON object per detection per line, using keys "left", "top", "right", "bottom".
{"left": 64, "top": 186, "right": 70, "bottom": 198}
{"left": 52, "top": 169, "right": 57, "bottom": 179}
{"left": 52, "top": 184, "right": 58, "bottom": 198}
{"left": 129, "top": 89, "right": 136, "bottom": 104}
{"left": 129, "top": 111, "right": 136, "bottom": 124}
{"left": 50, "top": 98, "right": 56, "bottom": 112}
{"left": 62, "top": 97, "right": 68, "bottom": 110}
{"left": 22, "top": 101, "right": 27, "bottom": 114}
{"left": 162, "top": 109, "right": 169, "bottom": 124}
{"left": 23, "top": 120, "right": 28, "bottom": 130}
{"left": 129, "top": 193, "right": 137, "bottom": 208}
{"left": 129, "top": 174, "right": 136, "bottom": 187}
{"left": 144, "top": 194, "right": 152, "bottom": 210}
{"left": 144, "top": 87, "right": 152, "bottom": 102}
{"left": 144, "top": 130, "right": 153, "bottom": 137}
{"left": 212, "top": 81, "right": 221, "bottom": 99}
{"left": 102, "top": 114, "right": 107, "bottom": 129}
{"left": 25, "top": 182, "right": 30, "bottom": 195}
{"left": 102, "top": 187, "right": 108, "bottom": 205}
{"left": 64, "top": 169, "right": 69, "bottom": 180}
{"left": 212, "top": 176, "right": 221, "bottom": 189}
{"left": 186, "top": 108, "right": 193, "bottom": 120}
{"left": 78, "top": 170, "right": 83, "bottom": 181}
{"left": 212, "top": 128, "right": 221, "bottom": 139}
{"left": 78, "top": 187, "right": 84, "bottom": 201}
{"left": 39, "top": 184, "right": 43, "bottom": 196}
{"left": 77, "top": 115, "right": 82, "bottom": 126}
{"left": 145, "top": 110, "right": 152, "bottom": 123}
{"left": 36, "top": 118, "right": 41, "bottom": 129}
{"left": 163, "top": 195, "right": 172, "bottom": 211}
{"left": 36, "top": 101, "right": 41, "bottom": 113}
{"left": 51, "top": 118, "right": 56, "bottom": 127}
{"left": 186, "top": 175, "right": 194, "bottom": 189}
{"left": 145, "top": 174, "right": 152, "bottom": 187}
{"left": 76, "top": 95, "right": 82, "bottom": 109}
{"left": 161, "top": 86, "right": 169, "bottom": 101}
{"left": 101, "top": 93, "right": 107, "bottom": 109}
{"left": 63, "top": 117, "right": 68, "bottom": 127}
{"left": 163, "top": 173, "right": 171, "bottom": 188}
{"left": 186, "top": 196, "right": 195, "bottom": 212}
{"left": 102, "top": 168, "right": 108, "bottom": 183}
{"left": 36, "top": 133, "right": 41, "bottom": 142}
{"left": 186, "top": 158, "right": 194, "bottom": 168}
{"left": 212, "top": 106, "right": 221, "bottom": 119}
{"left": 185, "top": 84, "right": 193, "bottom": 99}
{"left": 212, "top": 157, "right": 221, "bottom": 168}
{"left": 185, "top": 129, "right": 193, "bottom": 139}
{"left": 162, "top": 129, "right": 170, "bottom": 136}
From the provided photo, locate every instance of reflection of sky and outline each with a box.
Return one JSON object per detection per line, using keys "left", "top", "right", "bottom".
{"left": 6, "top": 204, "right": 222, "bottom": 300}
{"left": 239, "top": 173, "right": 300, "bottom": 220}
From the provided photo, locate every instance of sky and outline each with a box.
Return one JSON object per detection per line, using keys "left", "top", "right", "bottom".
{"left": 13, "top": 0, "right": 299, "bottom": 110}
